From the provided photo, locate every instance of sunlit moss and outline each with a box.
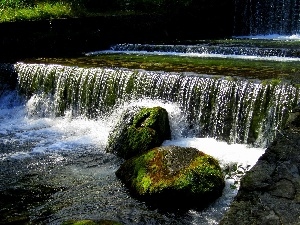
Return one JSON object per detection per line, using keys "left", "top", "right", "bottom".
{"left": 62, "top": 220, "right": 97, "bottom": 225}
{"left": 116, "top": 146, "right": 225, "bottom": 208}
{"left": 106, "top": 106, "right": 171, "bottom": 159}
{"left": 29, "top": 54, "right": 300, "bottom": 81}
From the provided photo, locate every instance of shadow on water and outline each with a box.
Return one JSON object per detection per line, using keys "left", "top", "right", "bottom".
{"left": 0, "top": 144, "right": 212, "bottom": 225}
{"left": 0, "top": 87, "right": 256, "bottom": 225}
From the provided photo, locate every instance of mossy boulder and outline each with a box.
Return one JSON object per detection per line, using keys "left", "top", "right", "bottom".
{"left": 116, "top": 145, "right": 225, "bottom": 210}
{"left": 106, "top": 106, "right": 171, "bottom": 159}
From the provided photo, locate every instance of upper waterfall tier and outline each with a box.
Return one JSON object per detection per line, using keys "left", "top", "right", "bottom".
{"left": 234, "top": 0, "right": 300, "bottom": 35}
{"left": 85, "top": 41, "right": 300, "bottom": 62}
{"left": 15, "top": 63, "right": 299, "bottom": 147}
{"left": 102, "top": 43, "right": 300, "bottom": 58}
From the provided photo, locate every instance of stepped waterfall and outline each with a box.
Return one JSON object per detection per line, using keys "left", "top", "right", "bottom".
{"left": 1, "top": 1, "right": 300, "bottom": 224}
{"left": 101, "top": 43, "right": 300, "bottom": 58}
{"left": 234, "top": 0, "right": 300, "bottom": 35}
{"left": 1, "top": 47, "right": 299, "bottom": 223}
{"left": 15, "top": 62, "right": 299, "bottom": 147}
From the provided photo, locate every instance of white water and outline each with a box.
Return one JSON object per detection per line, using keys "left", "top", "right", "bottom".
{"left": 235, "top": 34, "right": 300, "bottom": 40}
{"left": 234, "top": 0, "right": 300, "bottom": 36}
{"left": 0, "top": 90, "right": 265, "bottom": 224}
{"left": 0, "top": 91, "right": 265, "bottom": 162}
{"left": 163, "top": 138, "right": 264, "bottom": 171}
{"left": 86, "top": 49, "right": 300, "bottom": 62}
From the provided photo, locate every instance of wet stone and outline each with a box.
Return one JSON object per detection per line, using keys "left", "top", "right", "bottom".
{"left": 270, "top": 179, "right": 296, "bottom": 199}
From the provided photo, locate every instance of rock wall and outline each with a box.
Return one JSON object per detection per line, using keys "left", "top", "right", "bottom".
{"left": 220, "top": 106, "right": 300, "bottom": 224}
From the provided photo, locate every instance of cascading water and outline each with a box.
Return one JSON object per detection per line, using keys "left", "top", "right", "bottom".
{"left": 234, "top": 0, "right": 300, "bottom": 36}
{"left": 92, "top": 43, "right": 300, "bottom": 58}
{"left": 1, "top": 2, "right": 299, "bottom": 222}
{"left": 86, "top": 42, "right": 300, "bottom": 62}
{"left": 0, "top": 62, "right": 298, "bottom": 224}
{"left": 15, "top": 62, "right": 299, "bottom": 147}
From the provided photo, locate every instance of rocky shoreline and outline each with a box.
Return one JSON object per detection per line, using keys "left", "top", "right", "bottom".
{"left": 220, "top": 106, "right": 300, "bottom": 224}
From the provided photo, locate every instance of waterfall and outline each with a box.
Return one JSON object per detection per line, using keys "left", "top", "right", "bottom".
{"left": 103, "top": 43, "right": 300, "bottom": 58}
{"left": 234, "top": 0, "right": 300, "bottom": 35}
{"left": 14, "top": 63, "right": 300, "bottom": 147}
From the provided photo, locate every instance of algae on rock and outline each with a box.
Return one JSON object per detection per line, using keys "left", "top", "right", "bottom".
{"left": 62, "top": 219, "right": 123, "bottom": 225}
{"left": 106, "top": 106, "right": 171, "bottom": 159}
{"left": 116, "top": 146, "right": 225, "bottom": 210}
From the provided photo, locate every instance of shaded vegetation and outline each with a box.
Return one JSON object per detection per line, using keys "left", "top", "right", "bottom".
{"left": 0, "top": 0, "right": 233, "bottom": 22}
{"left": 0, "top": 0, "right": 122, "bottom": 22}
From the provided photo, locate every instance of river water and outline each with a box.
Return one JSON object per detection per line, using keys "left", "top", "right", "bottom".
{"left": 2, "top": 34, "right": 299, "bottom": 224}
{"left": 0, "top": 89, "right": 265, "bottom": 225}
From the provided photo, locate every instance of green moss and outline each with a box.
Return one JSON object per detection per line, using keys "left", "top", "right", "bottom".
{"left": 126, "top": 127, "right": 155, "bottom": 156}
{"left": 132, "top": 149, "right": 156, "bottom": 193}
{"left": 28, "top": 50, "right": 300, "bottom": 81}
{"left": 294, "top": 83, "right": 300, "bottom": 89}
{"left": 175, "top": 155, "right": 224, "bottom": 193}
{"left": 249, "top": 114, "right": 263, "bottom": 141}
{"left": 106, "top": 106, "right": 171, "bottom": 159}
{"left": 133, "top": 107, "right": 163, "bottom": 127}
{"left": 62, "top": 220, "right": 97, "bottom": 225}
{"left": 62, "top": 220, "right": 123, "bottom": 225}
{"left": 140, "top": 175, "right": 152, "bottom": 192}
{"left": 117, "top": 146, "right": 224, "bottom": 198}
{"left": 125, "top": 72, "right": 136, "bottom": 95}
{"left": 261, "top": 78, "right": 283, "bottom": 86}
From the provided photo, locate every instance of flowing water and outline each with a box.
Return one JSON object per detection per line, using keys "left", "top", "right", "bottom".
{"left": 0, "top": 59, "right": 299, "bottom": 224}
{"left": 86, "top": 42, "right": 300, "bottom": 61}
{"left": 0, "top": 88, "right": 265, "bottom": 225}
{"left": 2, "top": 1, "right": 300, "bottom": 223}
{"left": 14, "top": 63, "right": 300, "bottom": 147}
{"left": 234, "top": 0, "right": 300, "bottom": 36}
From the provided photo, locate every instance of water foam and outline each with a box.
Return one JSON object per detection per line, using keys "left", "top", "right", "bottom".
{"left": 235, "top": 34, "right": 300, "bottom": 40}
{"left": 163, "top": 138, "right": 264, "bottom": 171}
{"left": 0, "top": 91, "right": 264, "bottom": 164}
{"left": 0, "top": 92, "right": 109, "bottom": 159}
{"left": 86, "top": 50, "right": 300, "bottom": 62}
{"left": 0, "top": 90, "right": 266, "bottom": 224}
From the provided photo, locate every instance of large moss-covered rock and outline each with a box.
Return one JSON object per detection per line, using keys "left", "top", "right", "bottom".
{"left": 116, "top": 146, "right": 225, "bottom": 210}
{"left": 106, "top": 106, "right": 171, "bottom": 159}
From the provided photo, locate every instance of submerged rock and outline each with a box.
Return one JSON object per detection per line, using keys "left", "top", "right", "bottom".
{"left": 106, "top": 106, "right": 171, "bottom": 159}
{"left": 62, "top": 219, "right": 123, "bottom": 225}
{"left": 116, "top": 146, "right": 225, "bottom": 210}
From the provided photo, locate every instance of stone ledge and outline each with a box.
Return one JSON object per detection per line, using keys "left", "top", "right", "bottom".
{"left": 220, "top": 111, "right": 300, "bottom": 224}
